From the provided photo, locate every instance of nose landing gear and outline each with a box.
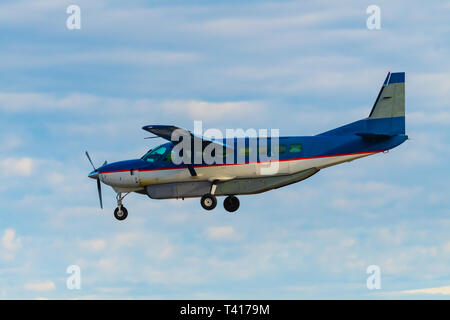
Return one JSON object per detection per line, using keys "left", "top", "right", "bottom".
{"left": 114, "top": 206, "right": 128, "bottom": 220}
{"left": 114, "top": 192, "right": 129, "bottom": 221}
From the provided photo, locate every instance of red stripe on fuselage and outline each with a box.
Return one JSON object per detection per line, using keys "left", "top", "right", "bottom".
{"left": 98, "top": 150, "right": 383, "bottom": 174}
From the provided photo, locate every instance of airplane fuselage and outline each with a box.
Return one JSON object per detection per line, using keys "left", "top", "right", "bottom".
{"left": 93, "top": 133, "right": 407, "bottom": 195}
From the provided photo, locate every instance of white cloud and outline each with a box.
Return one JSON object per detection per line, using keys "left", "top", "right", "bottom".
{"left": 409, "top": 73, "right": 450, "bottom": 108}
{"left": 0, "top": 92, "right": 101, "bottom": 112}
{"left": 329, "top": 180, "right": 422, "bottom": 210}
{"left": 160, "top": 100, "right": 265, "bottom": 121}
{"left": 409, "top": 111, "right": 450, "bottom": 125}
{"left": 195, "top": 12, "right": 337, "bottom": 36}
{"left": 0, "top": 135, "right": 22, "bottom": 151}
{"left": 1, "top": 228, "right": 21, "bottom": 251}
{"left": 0, "top": 92, "right": 264, "bottom": 123}
{"left": 442, "top": 242, "right": 450, "bottom": 254}
{"left": 47, "top": 172, "right": 65, "bottom": 186}
{"left": 0, "top": 157, "right": 33, "bottom": 176}
{"left": 24, "top": 281, "right": 56, "bottom": 292}
{"left": 158, "top": 246, "right": 173, "bottom": 259}
{"left": 402, "top": 286, "right": 450, "bottom": 295}
{"left": 205, "top": 226, "right": 236, "bottom": 240}
{"left": 0, "top": 50, "right": 201, "bottom": 70}
{"left": 95, "top": 258, "right": 120, "bottom": 274}
{"left": 112, "top": 232, "right": 141, "bottom": 247}
{"left": 80, "top": 239, "right": 106, "bottom": 251}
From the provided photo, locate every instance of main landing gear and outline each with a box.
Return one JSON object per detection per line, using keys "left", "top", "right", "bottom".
{"left": 114, "top": 192, "right": 129, "bottom": 221}
{"left": 201, "top": 194, "right": 217, "bottom": 210}
{"left": 223, "top": 195, "right": 240, "bottom": 212}
{"left": 200, "top": 194, "right": 240, "bottom": 213}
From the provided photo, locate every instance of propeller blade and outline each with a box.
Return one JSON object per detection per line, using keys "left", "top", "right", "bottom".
{"left": 102, "top": 160, "right": 108, "bottom": 167}
{"left": 85, "top": 151, "right": 96, "bottom": 171}
{"left": 97, "top": 177, "right": 103, "bottom": 209}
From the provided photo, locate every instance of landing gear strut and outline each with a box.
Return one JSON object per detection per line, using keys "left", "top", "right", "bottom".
{"left": 114, "top": 192, "right": 129, "bottom": 221}
{"left": 224, "top": 195, "right": 240, "bottom": 212}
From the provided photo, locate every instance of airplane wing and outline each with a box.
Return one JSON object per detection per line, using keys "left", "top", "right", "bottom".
{"left": 142, "top": 125, "right": 233, "bottom": 150}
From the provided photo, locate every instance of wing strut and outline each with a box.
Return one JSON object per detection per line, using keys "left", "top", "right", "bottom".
{"left": 187, "top": 165, "right": 197, "bottom": 177}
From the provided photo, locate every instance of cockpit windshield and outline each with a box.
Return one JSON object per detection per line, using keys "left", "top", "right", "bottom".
{"left": 141, "top": 144, "right": 172, "bottom": 163}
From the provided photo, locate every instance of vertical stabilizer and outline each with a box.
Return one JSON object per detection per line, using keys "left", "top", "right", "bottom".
{"left": 369, "top": 72, "right": 405, "bottom": 119}
{"left": 318, "top": 72, "right": 406, "bottom": 136}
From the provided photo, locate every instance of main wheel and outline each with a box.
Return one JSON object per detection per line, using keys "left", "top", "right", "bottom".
{"left": 201, "top": 194, "right": 217, "bottom": 210}
{"left": 114, "top": 206, "right": 128, "bottom": 221}
{"left": 224, "top": 195, "right": 240, "bottom": 212}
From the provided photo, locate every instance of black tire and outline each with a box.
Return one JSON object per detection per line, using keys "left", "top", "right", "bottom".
{"left": 201, "top": 194, "right": 217, "bottom": 210}
{"left": 114, "top": 206, "right": 128, "bottom": 221}
{"left": 224, "top": 195, "right": 240, "bottom": 212}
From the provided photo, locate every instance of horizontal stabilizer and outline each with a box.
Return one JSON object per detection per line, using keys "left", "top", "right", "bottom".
{"left": 356, "top": 132, "right": 393, "bottom": 142}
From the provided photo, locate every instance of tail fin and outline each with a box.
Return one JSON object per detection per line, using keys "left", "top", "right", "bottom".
{"left": 318, "top": 72, "right": 406, "bottom": 137}
{"left": 369, "top": 72, "right": 405, "bottom": 120}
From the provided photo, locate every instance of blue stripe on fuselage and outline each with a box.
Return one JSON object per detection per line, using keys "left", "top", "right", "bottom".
{"left": 97, "top": 133, "right": 407, "bottom": 173}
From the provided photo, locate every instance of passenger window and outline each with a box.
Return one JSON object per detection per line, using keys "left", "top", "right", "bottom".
{"left": 259, "top": 145, "right": 269, "bottom": 156}
{"left": 289, "top": 144, "right": 302, "bottom": 153}
{"left": 210, "top": 147, "right": 226, "bottom": 158}
{"left": 279, "top": 144, "right": 286, "bottom": 154}
{"left": 164, "top": 153, "right": 172, "bottom": 162}
{"left": 239, "top": 147, "right": 252, "bottom": 156}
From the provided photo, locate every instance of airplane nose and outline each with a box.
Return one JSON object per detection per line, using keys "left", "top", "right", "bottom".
{"left": 88, "top": 170, "right": 99, "bottom": 179}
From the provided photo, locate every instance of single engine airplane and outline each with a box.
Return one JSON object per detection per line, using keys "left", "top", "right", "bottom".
{"left": 87, "top": 72, "right": 407, "bottom": 220}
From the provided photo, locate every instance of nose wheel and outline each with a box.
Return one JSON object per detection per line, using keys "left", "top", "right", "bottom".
{"left": 114, "top": 206, "right": 128, "bottom": 220}
{"left": 224, "top": 195, "right": 240, "bottom": 212}
{"left": 114, "top": 192, "right": 130, "bottom": 221}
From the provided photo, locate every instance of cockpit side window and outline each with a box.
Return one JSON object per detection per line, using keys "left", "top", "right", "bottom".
{"left": 142, "top": 145, "right": 170, "bottom": 163}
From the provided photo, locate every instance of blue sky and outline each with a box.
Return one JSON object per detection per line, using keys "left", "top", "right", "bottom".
{"left": 0, "top": 0, "right": 450, "bottom": 299}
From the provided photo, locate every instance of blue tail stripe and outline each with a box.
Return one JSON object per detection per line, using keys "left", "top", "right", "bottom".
{"left": 388, "top": 72, "right": 405, "bottom": 84}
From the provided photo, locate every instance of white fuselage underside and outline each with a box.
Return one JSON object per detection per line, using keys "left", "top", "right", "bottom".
{"left": 100, "top": 151, "right": 377, "bottom": 193}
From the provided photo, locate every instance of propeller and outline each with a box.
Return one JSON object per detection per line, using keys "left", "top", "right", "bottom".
{"left": 85, "top": 151, "right": 96, "bottom": 171}
{"left": 96, "top": 177, "right": 103, "bottom": 209}
{"left": 85, "top": 151, "right": 104, "bottom": 209}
